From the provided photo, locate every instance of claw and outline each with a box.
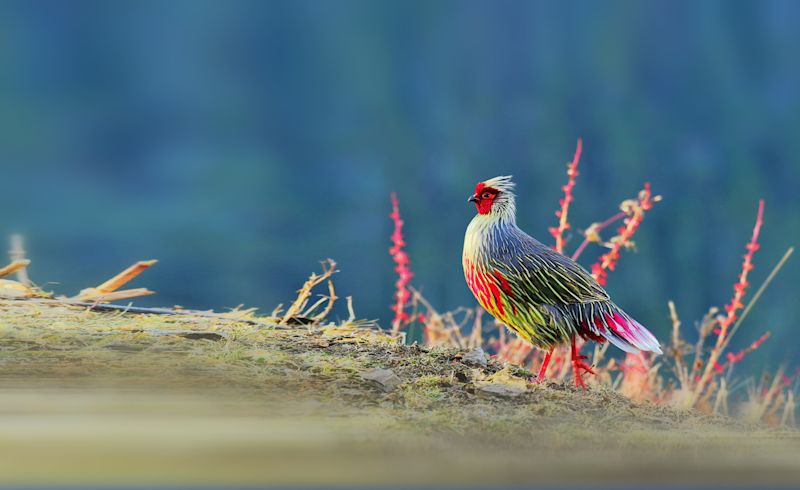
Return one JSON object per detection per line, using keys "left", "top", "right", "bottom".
{"left": 570, "top": 337, "right": 595, "bottom": 389}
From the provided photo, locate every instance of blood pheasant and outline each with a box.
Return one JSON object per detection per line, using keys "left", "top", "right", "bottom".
{"left": 463, "top": 176, "right": 661, "bottom": 388}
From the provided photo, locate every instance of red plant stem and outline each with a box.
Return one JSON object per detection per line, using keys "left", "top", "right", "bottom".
{"left": 693, "top": 199, "right": 765, "bottom": 397}
{"left": 717, "top": 199, "right": 765, "bottom": 340}
{"left": 571, "top": 211, "right": 627, "bottom": 261}
{"left": 714, "top": 331, "right": 770, "bottom": 373}
{"left": 389, "top": 192, "right": 413, "bottom": 335}
{"left": 590, "top": 184, "right": 655, "bottom": 286}
{"left": 549, "top": 139, "right": 583, "bottom": 254}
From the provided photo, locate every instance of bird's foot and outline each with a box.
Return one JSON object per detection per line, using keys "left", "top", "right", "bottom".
{"left": 571, "top": 354, "right": 595, "bottom": 390}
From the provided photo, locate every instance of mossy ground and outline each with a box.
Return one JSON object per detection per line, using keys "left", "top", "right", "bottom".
{"left": 0, "top": 299, "right": 798, "bottom": 485}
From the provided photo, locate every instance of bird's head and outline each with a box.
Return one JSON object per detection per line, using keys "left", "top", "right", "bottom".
{"left": 468, "top": 175, "right": 516, "bottom": 218}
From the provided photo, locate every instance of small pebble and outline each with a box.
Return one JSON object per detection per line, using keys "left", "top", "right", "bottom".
{"left": 461, "top": 347, "right": 488, "bottom": 367}
{"left": 360, "top": 368, "right": 401, "bottom": 392}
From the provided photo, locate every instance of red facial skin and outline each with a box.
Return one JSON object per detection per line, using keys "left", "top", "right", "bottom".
{"left": 472, "top": 183, "right": 500, "bottom": 215}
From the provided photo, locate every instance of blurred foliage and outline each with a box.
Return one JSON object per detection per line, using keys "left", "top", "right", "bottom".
{"left": 0, "top": 0, "right": 797, "bottom": 365}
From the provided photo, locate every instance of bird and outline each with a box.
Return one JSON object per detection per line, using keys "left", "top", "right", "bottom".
{"left": 463, "top": 175, "right": 662, "bottom": 388}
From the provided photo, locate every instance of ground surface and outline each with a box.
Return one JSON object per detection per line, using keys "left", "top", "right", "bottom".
{"left": 0, "top": 298, "right": 798, "bottom": 486}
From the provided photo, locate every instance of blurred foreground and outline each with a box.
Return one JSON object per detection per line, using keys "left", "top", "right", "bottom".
{"left": 0, "top": 299, "right": 799, "bottom": 486}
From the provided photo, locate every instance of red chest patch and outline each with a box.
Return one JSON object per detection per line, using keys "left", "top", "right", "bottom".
{"left": 464, "top": 259, "right": 514, "bottom": 319}
{"left": 493, "top": 270, "right": 513, "bottom": 296}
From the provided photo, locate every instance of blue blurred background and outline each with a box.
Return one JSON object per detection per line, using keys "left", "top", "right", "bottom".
{"left": 1, "top": 0, "right": 797, "bottom": 364}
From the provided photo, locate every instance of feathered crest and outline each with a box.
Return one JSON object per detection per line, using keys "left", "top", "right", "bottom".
{"left": 481, "top": 175, "right": 516, "bottom": 195}
{"left": 473, "top": 175, "right": 517, "bottom": 221}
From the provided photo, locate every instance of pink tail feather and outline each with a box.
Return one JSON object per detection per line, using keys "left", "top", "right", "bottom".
{"left": 583, "top": 307, "right": 662, "bottom": 355}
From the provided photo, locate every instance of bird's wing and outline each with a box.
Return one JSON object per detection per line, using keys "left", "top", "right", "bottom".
{"left": 489, "top": 233, "right": 609, "bottom": 306}
{"left": 489, "top": 233, "right": 662, "bottom": 354}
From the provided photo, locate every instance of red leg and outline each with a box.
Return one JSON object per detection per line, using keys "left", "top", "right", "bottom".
{"left": 570, "top": 336, "right": 596, "bottom": 389}
{"left": 535, "top": 347, "right": 554, "bottom": 383}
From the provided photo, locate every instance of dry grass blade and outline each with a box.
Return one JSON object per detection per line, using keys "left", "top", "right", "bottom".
{"left": 306, "top": 280, "right": 338, "bottom": 322}
{"left": 345, "top": 296, "right": 356, "bottom": 323}
{"left": 689, "top": 307, "right": 719, "bottom": 383}
{"left": 0, "top": 259, "right": 31, "bottom": 279}
{"left": 76, "top": 260, "right": 158, "bottom": 302}
{"left": 713, "top": 378, "right": 729, "bottom": 415}
{"left": 0, "top": 248, "right": 36, "bottom": 298}
{"left": 96, "top": 260, "right": 158, "bottom": 292}
{"left": 280, "top": 259, "right": 338, "bottom": 324}
{"left": 9, "top": 234, "right": 32, "bottom": 285}
{"left": 667, "top": 301, "right": 691, "bottom": 391}
{"left": 782, "top": 392, "right": 797, "bottom": 427}
{"left": 410, "top": 287, "right": 455, "bottom": 346}
{"left": 467, "top": 308, "right": 485, "bottom": 350}
{"left": 743, "top": 368, "right": 785, "bottom": 423}
{"left": 84, "top": 288, "right": 156, "bottom": 303}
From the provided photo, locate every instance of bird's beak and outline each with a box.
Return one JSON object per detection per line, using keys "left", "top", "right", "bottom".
{"left": 468, "top": 194, "right": 479, "bottom": 203}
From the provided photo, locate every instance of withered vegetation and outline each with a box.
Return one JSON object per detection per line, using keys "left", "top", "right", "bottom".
{"left": 1, "top": 275, "right": 800, "bottom": 485}
{"left": 390, "top": 141, "right": 796, "bottom": 426}
{"left": 0, "top": 193, "right": 797, "bottom": 485}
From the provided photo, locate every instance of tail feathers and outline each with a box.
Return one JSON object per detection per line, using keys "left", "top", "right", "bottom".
{"left": 576, "top": 303, "right": 663, "bottom": 355}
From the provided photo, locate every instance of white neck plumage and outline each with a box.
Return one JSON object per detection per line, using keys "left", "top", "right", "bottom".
{"left": 463, "top": 202, "right": 517, "bottom": 260}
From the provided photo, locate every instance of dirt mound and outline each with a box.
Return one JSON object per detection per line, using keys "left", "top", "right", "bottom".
{"left": 0, "top": 299, "right": 798, "bottom": 486}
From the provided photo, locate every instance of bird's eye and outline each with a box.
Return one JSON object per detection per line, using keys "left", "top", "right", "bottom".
{"left": 482, "top": 192, "right": 493, "bottom": 200}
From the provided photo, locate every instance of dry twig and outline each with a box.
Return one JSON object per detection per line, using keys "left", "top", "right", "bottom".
{"left": 9, "top": 234, "right": 32, "bottom": 285}
{"left": 280, "top": 259, "right": 338, "bottom": 324}
{"left": 75, "top": 260, "right": 158, "bottom": 302}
